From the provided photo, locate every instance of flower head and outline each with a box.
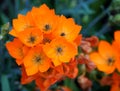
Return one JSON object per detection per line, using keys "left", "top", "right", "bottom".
{"left": 17, "top": 28, "right": 43, "bottom": 47}
{"left": 6, "top": 4, "right": 82, "bottom": 91}
{"left": 31, "top": 4, "right": 58, "bottom": 34}
{"left": 53, "top": 15, "right": 82, "bottom": 42}
{"left": 23, "top": 45, "right": 51, "bottom": 75}
{"left": 90, "top": 41, "right": 119, "bottom": 74}
{"left": 43, "top": 37, "right": 77, "bottom": 66}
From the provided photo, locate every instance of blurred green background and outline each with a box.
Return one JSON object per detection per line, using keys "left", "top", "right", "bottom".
{"left": 0, "top": 0, "right": 120, "bottom": 91}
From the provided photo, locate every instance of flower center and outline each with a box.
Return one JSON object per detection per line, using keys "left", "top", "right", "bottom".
{"left": 33, "top": 55, "right": 42, "bottom": 63}
{"left": 28, "top": 35, "right": 36, "bottom": 44}
{"left": 60, "top": 32, "right": 65, "bottom": 36}
{"left": 107, "top": 58, "right": 115, "bottom": 66}
{"left": 57, "top": 47, "right": 63, "bottom": 53}
{"left": 44, "top": 24, "right": 51, "bottom": 31}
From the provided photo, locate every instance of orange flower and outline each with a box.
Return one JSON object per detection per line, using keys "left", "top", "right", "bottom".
{"left": 31, "top": 4, "right": 58, "bottom": 34}
{"left": 23, "top": 45, "right": 51, "bottom": 76}
{"left": 43, "top": 37, "right": 77, "bottom": 66}
{"left": 10, "top": 12, "right": 35, "bottom": 37}
{"left": 52, "top": 15, "right": 82, "bottom": 42}
{"left": 17, "top": 28, "right": 43, "bottom": 47}
{"left": 6, "top": 38, "right": 29, "bottom": 65}
{"left": 90, "top": 40, "right": 119, "bottom": 74}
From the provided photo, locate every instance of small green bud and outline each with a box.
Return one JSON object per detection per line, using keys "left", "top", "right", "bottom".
{"left": 1, "top": 22, "right": 9, "bottom": 36}
{"left": 114, "top": 14, "right": 120, "bottom": 23}
{"left": 110, "top": 0, "right": 120, "bottom": 12}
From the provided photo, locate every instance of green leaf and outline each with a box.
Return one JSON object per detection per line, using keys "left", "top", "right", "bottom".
{"left": 64, "top": 78, "right": 80, "bottom": 91}
{"left": 1, "top": 75, "right": 11, "bottom": 91}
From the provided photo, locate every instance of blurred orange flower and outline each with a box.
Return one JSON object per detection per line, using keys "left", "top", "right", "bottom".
{"left": 90, "top": 40, "right": 119, "bottom": 74}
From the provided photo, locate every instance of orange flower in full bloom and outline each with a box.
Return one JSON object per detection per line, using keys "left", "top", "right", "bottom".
{"left": 17, "top": 28, "right": 43, "bottom": 47}
{"left": 10, "top": 12, "right": 35, "bottom": 37}
{"left": 43, "top": 37, "right": 77, "bottom": 66}
{"left": 53, "top": 15, "right": 82, "bottom": 42}
{"left": 23, "top": 45, "right": 51, "bottom": 76}
{"left": 31, "top": 4, "right": 58, "bottom": 34}
{"left": 90, "top": 40, "right": 119, "bottom": 74}
{"left": 6, "top": 38, "right": 29, "bottom": 65}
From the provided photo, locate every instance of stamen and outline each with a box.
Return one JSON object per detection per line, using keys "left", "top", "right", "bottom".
{"left": 60, "top": 32, "right": 65, "bottom": 36}
{"left": 107, "top": 58, "right": 115, "bottom": 66}
{"left": 44, "top": 24, "right": 51, "bottom": 31}
{"left": 33, "top": 55, "right": 41, "bottom": 63}
{"left": 57, "top": 47, "right": 63, "bottom": 53}
{"left": 28, "top": 36, "right": 36, "bottom": 44}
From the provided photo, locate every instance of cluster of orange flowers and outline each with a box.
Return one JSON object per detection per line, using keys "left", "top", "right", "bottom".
{"left": 6, "top": 4, "right": 82, "bottom": 91}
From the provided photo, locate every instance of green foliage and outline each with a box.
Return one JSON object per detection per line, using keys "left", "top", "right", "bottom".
{"left": 1, "top": 75, "right": 11, "bottom": 91}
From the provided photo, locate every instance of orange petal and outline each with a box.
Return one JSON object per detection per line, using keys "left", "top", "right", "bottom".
{"left": 25, "top": 65, "right": 38, "bottom": 76}
{"left": 114, "top": 30, "right": 120, "bottom": 42}
{"left": 16, "top": 59, "right": 23, "bottom": 65}
{"left": 21, "top": 66, "right": 38, "bottom": 84}
{"left": 36, "top": 77, "right": 48, "bottom": 91}
{"left": 74, "top": 34, "right": 82, "bottom": 46}
{"left": 98, "top": 41, "right": 115, "bottom": 60}
{"left": 17, "top": 28, "right": 43, "bottom": 47}
{"left": 6, "top": 38, "right": 25, "bottom": 59}
{"left": 9, "top": 29, "right": 18, "bottom": 37}
{"left": 38, "top": 59, "right": 51, "bottom": 72}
